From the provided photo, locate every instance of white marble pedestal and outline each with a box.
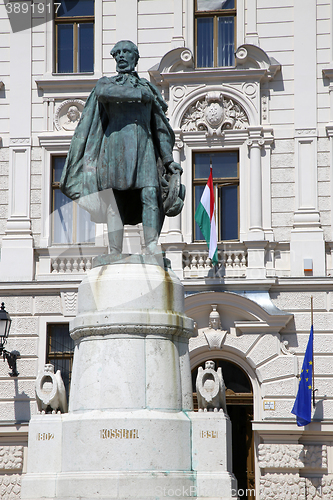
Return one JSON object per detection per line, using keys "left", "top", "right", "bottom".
{"left": 21, "top": 257, "right": 237, "bottom": 500}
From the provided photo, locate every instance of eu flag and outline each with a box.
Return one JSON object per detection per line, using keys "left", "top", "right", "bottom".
{"left": 291, "top": 326, "right": 313, "bottom": 426}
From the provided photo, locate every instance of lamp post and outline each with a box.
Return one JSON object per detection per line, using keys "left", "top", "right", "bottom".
{"left": 0, "top": 303, "right": 19, "bottom": 377}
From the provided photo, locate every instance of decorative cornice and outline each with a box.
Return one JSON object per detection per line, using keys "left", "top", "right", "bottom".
{"left": 10, "top": 137, "right": 31, "bottom": 146}
{"left": 71, "top": 324, "right": 194, "bottom": 341}
{"left": 235, "top": 44, "right": 281, "bottom": 81}
{"left": 149, "top": 45, "right": 280, "bottom": 85}
{"left": 36, "top": 74, "right": 101, "bottom": 95}
{"left": 38, "top": 133, "right": 73, "bottom": 149}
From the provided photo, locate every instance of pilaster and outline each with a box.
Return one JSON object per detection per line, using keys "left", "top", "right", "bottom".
{"left": 245, "top": 0, "right": 259, "bottom": 46}
{"left": 116, "top": 0, "right": 138, "bottom": 45}
{"left": 326, "top": 125, "right": 333, "bottom": 242}
{"left": 290, "top": 0, "right": 325, "bottom": 277}
{"left": 172, "top": 0, "right": 185, "bottom": 48}
{"left": 247, "top": 127, "right": 265, "bottom": 241}
{"left": 0, "top": 22, "right": 33, "bottom": 281}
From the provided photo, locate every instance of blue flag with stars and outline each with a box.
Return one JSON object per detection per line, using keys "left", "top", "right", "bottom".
{"left": 291, "top": 326, "right": 313, "bottom": 426}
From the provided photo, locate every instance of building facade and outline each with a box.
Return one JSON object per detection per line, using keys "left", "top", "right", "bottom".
{"left": 0, "top": 0, "right": 333, "bottom": 498}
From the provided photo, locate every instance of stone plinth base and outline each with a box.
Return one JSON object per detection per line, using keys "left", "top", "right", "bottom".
{"left": 21, "top": 261, "right": 237, "bottom": 500}
{"left": 22, "top": 471, "right": 197, "bottom": 500}
{"left": 190, "top": 411, "right": 237, "bottom": 499}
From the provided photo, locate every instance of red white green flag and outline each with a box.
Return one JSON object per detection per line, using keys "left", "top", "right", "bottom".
{"left": 195, "top": 166, "right": 218, "bottom": 265}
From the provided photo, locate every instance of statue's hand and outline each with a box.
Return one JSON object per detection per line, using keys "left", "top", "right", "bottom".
{"left": 167, "top": 161, "right": 183, "bottom": 175}
{"left": 141, "top": 88, "right": 153, "bottom": 104}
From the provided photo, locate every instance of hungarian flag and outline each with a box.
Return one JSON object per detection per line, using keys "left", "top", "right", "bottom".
{"left": 195, "top": 166, "right": 218, "bottom": 265}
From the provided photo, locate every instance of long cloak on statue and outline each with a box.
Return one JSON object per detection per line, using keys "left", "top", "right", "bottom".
{"left": 60, "top": 73, "right": 183, "bottom": 226}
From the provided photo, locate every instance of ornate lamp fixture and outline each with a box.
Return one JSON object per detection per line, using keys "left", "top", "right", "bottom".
{"left": 0, "top": 303, "right": 19, "bottom": 377}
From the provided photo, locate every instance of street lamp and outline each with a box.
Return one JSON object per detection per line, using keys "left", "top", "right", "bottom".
{"left": 0, "top": 303, "right": 19, "bottom": 377}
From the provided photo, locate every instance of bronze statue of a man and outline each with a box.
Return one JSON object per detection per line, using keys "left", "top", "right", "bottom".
{"left": 60, "top": 40, "right": 184, "bottom": 256}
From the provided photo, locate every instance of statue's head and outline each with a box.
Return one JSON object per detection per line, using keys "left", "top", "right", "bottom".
{"left": 110, "top": 40, "right": 140, "bottom": 73}
{"left": 67, "top": 106, "right": 80, "bottom": 122}
{"left": 205, "top": 360, "right": 215, "bottom": 371}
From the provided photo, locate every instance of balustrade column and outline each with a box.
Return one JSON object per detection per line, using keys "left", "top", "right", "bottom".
{"left": 246, "top": 128, "right": 267, "bottom": 279}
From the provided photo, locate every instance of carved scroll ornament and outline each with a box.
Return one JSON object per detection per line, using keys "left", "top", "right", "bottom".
{"left": 181, "top": 91, "right": 249, "bottom": 136}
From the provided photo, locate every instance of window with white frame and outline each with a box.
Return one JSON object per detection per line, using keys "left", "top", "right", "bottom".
{"left": 46, "top": 323, "right": 74, "bottom": 399}
{"left": 51, "top": 156, "right": 95, "bottom": 244}
{"left": 193, "top": 151, "right": 239, "bottom": 241}
{"left": 55, "top": 0, "right": 94, "bottom": 73}
{"left": 195, "top": 0, "right": 236, "bottom": 68}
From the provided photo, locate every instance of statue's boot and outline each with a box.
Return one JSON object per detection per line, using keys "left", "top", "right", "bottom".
{"left": 141, "top": 187, "right": 159, "bottom": 255}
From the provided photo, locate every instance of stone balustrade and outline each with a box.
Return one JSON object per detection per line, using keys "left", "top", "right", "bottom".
{"left": 182, "top": 243, "right": 247, "bottom": 278}
{"left": 51, "top": 256, "right": 93, "bottom": 274}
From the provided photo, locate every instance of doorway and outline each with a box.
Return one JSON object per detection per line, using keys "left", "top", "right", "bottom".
{"left": 192, "top": 359, "right": 255, "bottom": 499}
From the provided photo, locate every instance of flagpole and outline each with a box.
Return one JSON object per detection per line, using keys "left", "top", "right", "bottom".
{"left": 311, "top": 296, "right": 316, "bottom": 408}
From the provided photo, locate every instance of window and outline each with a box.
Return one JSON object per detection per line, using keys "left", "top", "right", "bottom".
{"left": 193, "top": 151, "right": 239, "bottom": 241}
{"left": 195, "top": 0, "right": 236, "bottom": 68}
{"left": 47, "top": 324, "right": 74, "bottom": 398}
{"left": 51, "top": 156, "right": 95, "bottom": 244}
{"left": 55, "top": 0, "right": 94, "bottom": 73}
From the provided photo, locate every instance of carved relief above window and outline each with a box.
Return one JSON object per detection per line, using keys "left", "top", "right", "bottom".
{"left": 181, "top": 92, "right": 249, "bottom": 135}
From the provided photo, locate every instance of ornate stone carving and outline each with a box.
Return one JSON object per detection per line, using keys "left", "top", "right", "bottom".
{"left": 280, "top": 340, "right": 296, "bottom": 355}
{"left": 180, "top": 49, "right": 193, "bottom": 66}
{"left": 35, "top": 364, "right": 68, "bottom": 414}
{"left": 209, "top": 304, "right": 221, "bottom": 330}
{"left": 181, "top": 92, "right": 249, "bottom": 135}
{"left": 259, "top": 473, "right": 305, "bottom": 500}
{"left": 320, "top": 476, "right": 333, "bottom": 500}
{"left": 10, "top": 138, "right": 30, "bottom": 145}
{"left": 54, "top": 99, "right": 85, "bottom": 131}
{"left": 202, "top": 305, "right": 228, "bottom": 349}
{"left": 196, "top": 360, "right": 227, "bottom": 412}
{"left": 304, "top": 445, "right": 327, "bottom": 469}
{"left": 0, "top": 474, "right": 21, "bottom": 499}
{"left": 258, "top": 444, "right": 327, "bottom": 470}
{"left": 204, "top": 330, "right": 227, "bottom": 349}
{"left": 0, "top": 447, "right": 23, "bottom": 470}
{"left": 262, "top": 94, "right": 268, "bottom": 122}
{"left": 61, "top": 291, "right": 77, "bottom": 317}
{"left": 305, "top": 476, "right": 333, "bottom": 500}
{"left": 295, "top": 128, "right": 317, "bottom": 135}
{"left": 258, "top": 444, "right": 304, "bottom": 469}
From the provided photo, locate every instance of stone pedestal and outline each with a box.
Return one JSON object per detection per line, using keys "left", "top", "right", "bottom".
{"left": 191, "top": 412, "right": 237, "bottom": 499}
{"left": 22, "top": 258, "right": 237, "bottom": 500}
